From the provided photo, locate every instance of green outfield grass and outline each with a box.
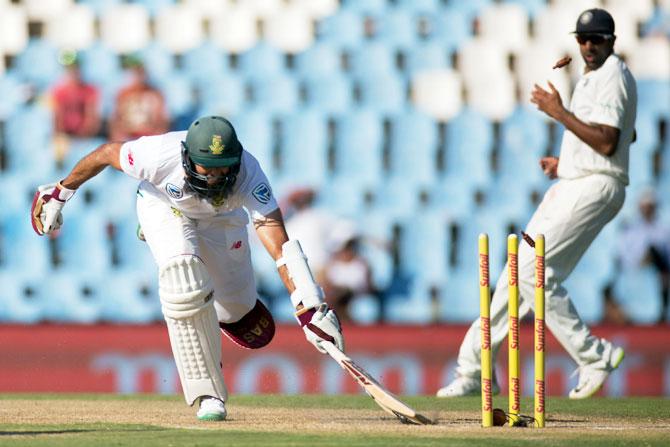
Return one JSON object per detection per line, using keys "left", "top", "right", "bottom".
{"left": 0, "top": 394, "right": 669, "bottom": 446}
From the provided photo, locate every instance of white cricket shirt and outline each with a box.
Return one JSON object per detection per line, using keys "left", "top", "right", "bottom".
{"left": 119, "top": 131, "right": 278, "bottom": 223}
{"left": 557, "top": 54, "right": 637, "bottom": 185}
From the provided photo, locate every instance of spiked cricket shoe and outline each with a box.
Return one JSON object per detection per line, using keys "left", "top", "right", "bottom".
{"left": 197, "top": 396, "right": 227, "bottom": 421}
{"left": 569, "top": 346, "right": 625, "bottom": 399}
{"left": 436, "top": 374, "right": 500, "bottom": 397}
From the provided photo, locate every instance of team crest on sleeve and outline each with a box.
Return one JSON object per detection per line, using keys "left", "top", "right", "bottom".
{"left": 166, "top": 183, "right": 183, "bottom": 199}
{"left": 252, "top": 183, "right": 272, "bottom": 204}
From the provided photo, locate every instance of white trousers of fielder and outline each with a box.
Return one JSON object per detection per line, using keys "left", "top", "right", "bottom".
{"left": 455, "top": 174, "right": 625, "bottom": 379}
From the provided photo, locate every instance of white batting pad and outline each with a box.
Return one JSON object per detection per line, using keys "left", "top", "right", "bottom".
{"left": 276, "top": 240, "right": 324, "bottom": 309}
{"left": 159, "top": 255, "right": 228, "bottom": 406}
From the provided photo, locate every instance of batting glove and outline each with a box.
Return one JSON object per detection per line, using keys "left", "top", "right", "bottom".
{"left": 296, "top": 303, "right": 344, "bottom": 354}
{"left": 31, "top": 182, "right": 75, "bottom": 236}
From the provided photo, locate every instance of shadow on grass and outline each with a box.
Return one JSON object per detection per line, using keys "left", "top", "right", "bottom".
{"left": 0, "top": 427, "right": 167, "bottom": 437}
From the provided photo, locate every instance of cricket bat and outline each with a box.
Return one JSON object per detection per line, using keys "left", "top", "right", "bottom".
{"left": 322, "top": 341, "right": 434, "bottom": 425}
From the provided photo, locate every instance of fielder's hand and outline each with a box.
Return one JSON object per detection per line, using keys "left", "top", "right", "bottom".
{"left": 539, "top": 156, "right": 559, "bottom": 179}
{"left": 296, "top": 303, "right": 344, "bottom": 354}
{"left": 31, "top": 182, "right": 75, "bottom": 235}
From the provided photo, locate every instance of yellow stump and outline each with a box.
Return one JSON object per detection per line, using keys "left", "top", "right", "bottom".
{"left": 479, "top": 233, "right": 493, "bottom": 428}
{"left": 534, "top": 234, "right": 546, "bottom": 428}
{"left": 507, "top": 234, "right": 520, "bottom": 424}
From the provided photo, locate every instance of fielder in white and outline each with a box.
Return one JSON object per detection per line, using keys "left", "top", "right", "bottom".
{"left": 437, "top": 8, "right": 636, "bottom": 399}
{"left": 31, "top": 116, "right": 345, "bottom": 420}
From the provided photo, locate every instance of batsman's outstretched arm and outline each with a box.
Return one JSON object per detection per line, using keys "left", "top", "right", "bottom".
{"left": 31, "top": 142, "right": 123, "bottom": 236}
{"left": 60, "top": 142, "right": 124, "bottom": 190}
{"left": 254, "top": 209, "right": 345, "bottom": 354}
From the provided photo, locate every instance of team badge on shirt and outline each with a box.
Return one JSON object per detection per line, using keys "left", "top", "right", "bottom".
{"left": 252, "top": 183, "right": 272, "bottom": 204}
{"left": 166, "top": 183, "right": 183, "bottom": 199}
{"left": 209, "top": 135, "right": 224, "bottom": 154}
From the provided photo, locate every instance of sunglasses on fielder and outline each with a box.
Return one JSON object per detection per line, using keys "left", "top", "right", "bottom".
{"left": 575, "top": 34, "right": 613, "bottom": 45}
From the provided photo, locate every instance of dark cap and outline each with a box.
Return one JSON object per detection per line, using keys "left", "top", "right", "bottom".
{"left": 573, "top": 8, "right": 615, "bottom": 35}
{"left": 184, "top": 116, "right": 243, "bottom": 168}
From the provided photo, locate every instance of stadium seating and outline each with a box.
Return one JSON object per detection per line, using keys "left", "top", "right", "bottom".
{"left": 0, "top": 0, "right": 668, "bottom": 324}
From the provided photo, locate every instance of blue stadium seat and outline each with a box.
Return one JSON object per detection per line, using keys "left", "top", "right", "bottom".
{"left": 431, "top": 177, "right": 479, "bottom": 220}
{"left": 78, "top": 0, "right": 122, "bottom": 15}
{"left": 279, "top": 110, "right": 329, "bottom": 186}
{"left": 355, "top": 74, "right": 406, "bottom": 113}
{"left": 196, "top": 73, "right": 246, "bottom": 118}
{"left": 113, "top": 216, "right": 157, "bottom": 273}
{"left": 4, "top": 103, "right": 55, "bottom": 177}
{"left": 628, "top": 149, "right": 656, "bottom": 187}
{"left": 109, "top": 179, "right": 141, "bottom": 222}
{"left": 0, "top": 272, "right": 44, "bottom": 324}
{"left": 498, "top": 105, "right": 549, "bottom": 187}
{"left": 249, "top": 74, "right": 299, "bottom": 114}
{"left": 440, "top": 267, "right": 480, "bottom": 322}
{"left": 98, "top": 271, "right": 161, "bottom": 323}
{"left": 316, "top": 10, "right": 365, "bottom": 49}
{"left": 332, "top": 108, "right": 384, "bottom": 187}
{"left": 358, "top": 210, "right": 395, "bottom": 290}
{"left": 156, "top": 72, "right": 195, "bottom": 119}
{"left": 426, "top": 8, "right": 473, "bottom": 52}
{"left": 388, "top": 109, "right": 439, "bottom": 185}
{"left": 294, "top": 42, "right": 342, "bottom": 79}
{"left": 349, "top": 42, "right": 396, "bottom": 78}
{"left": 371, "top": 179, "right": 422, "bottom": 220}
{"left": 303, "top": 74, "right": 353, "bottom": 114}
{"left": 453, "top": 210, "right": 508, "bottom": 277}
{"left": 55, "top": 210, "right": 112, "bottom": 275}
{"left": 445, "top": 0, "right": 493, "bottom": 21}
{"left": 348, "top": 294, "right": 382, "bottom": 325}
{"left": 633, "top": 110, "right": 661, "bottom": 154}
{"left": 134, "top": 0, "right": 175, "bottom": 16}
{"left": 317, "top": 178, "right": 367, "bottom": 217}
{"left": 482, "top": 178, "right": 541, "bottom": 226}
{"left": 371, "top": 9, "right": 418, "bottom": 50}
{"left": 443, "top": 107, "right": 494, "bottom": 189}
{"left": 232, "top": 110, "right": 275, "bottom": 180}
{"left": 398, "top": 209, "right": 452, "bottom": 282}
{"left": 395, "top": 0, "right": 442, "bottom": 14}
{"left": 182, "top": 41, "right": 230, "bottom": 84}
{"left": 79, "top": 42, "right": 122, "bottom": 85}
{"left": 637, "top": 79, "right": 670, "bottom": 120}
{"left": 563, "top": 271, "right": 606, "bottom": 325}
{"left": 385, "top": 278, "right": 435, "bottom": 324}
{"left": 340, "top": 0, "right": 387, "bottom": 15}
{"left": 505, "top": 0, "right": 548, "bottom": 18}
{"left": 41, "top": 272, "right": 102, "bottom": 323}
{"left": 15, "top": 39, "right": 63, "bottom": 90}
{"left": 403, "top": 41, "right": 451, "bottom": 77}
{"left": 139, "top": 42, "right": 175, "bottom": 83}
{"left": 613, "top": 266, "right": 662, "bottom": 324}
{"left": 239, "top": 42, "right": 286, "bottom": 81}
{"left": 0, "top": 73, "right": 27, "bottom": 119}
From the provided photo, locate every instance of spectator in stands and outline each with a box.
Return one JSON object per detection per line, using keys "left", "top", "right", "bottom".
{"left": 282, "top": 187, "right": 336, "bottom": 280}
{"left": 616, "top": 188, "right": 670, "bottom": 323}
{"left": 322, "top": 227, "right": 376, "bottom": 324}
{"left": 438, "top": 9, "right": 636, "bottom": 400}
{"left": 50, "top": 52, "right": 101, "bottom": 167}
{"left": 109, "top": 56, "right": 169, "bottom": 141}
{"left": 31, "top": 115, "right": 344, "bottom": 422}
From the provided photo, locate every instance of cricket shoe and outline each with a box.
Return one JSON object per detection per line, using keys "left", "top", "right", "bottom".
{"left": 569, "top": 346, "right": 625, "bottom": 399}
{"left": 436, "top": 374, "right": 500, "bottom": 397}
{"left": 197, "top": 396, "right": 227, "bottom": 421}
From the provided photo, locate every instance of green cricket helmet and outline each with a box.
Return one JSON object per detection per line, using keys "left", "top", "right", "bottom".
{"left": 181, "top": 116, "right": 243, "bottom": 200}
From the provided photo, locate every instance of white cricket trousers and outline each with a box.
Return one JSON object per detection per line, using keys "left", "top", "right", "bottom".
{"left": 455, "top": 174, "right": 626, "bottom": 378}
{"left": 136, "top": 183, "right": 258, "bottom": 323}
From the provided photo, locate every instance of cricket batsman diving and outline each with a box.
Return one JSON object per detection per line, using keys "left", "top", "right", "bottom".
{"left": 31, "top": 116, "right": 345, "bottom": 421}
{"left": 437, "top": 8, "right": 636, "bottom": 399}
